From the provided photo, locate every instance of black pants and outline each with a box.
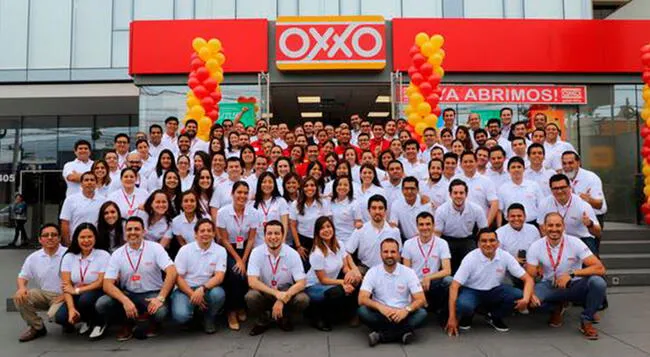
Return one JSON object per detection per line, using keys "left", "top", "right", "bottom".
{"left": 225, "top": 245, "right": 248, "bottom": 311}
{"left": 441, "top": 235, "right": 475, "bottom": 274}
{"left": 299, "top": 234, "right": 314, "bottom": 272}
{"left": 12, "top": 219, "right": 27, "bottom": 245}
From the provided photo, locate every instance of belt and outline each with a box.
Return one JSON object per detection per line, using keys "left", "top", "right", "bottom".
{"left": 441, "top": 234, "right": 473, "bottom": 240}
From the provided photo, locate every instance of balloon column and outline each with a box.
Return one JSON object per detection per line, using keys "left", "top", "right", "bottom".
{"left": 185, "top": 37, "right": 226, "bottom": 141}
{"left": 404, "top": 33, "right": 445, "bottom": 141}
{"left": 641, "top": 44, "right": 650, "bottom": 224}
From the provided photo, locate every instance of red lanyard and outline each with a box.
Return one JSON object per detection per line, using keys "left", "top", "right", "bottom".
{"left": 417, "top": 237, "right": 436, "bottom": 267}
{"left": 267, "top": 255, "right": 281, "bottom": 278}
{"left": 79, "top": 257, "right": 91, "bottom": 284}
{"left": 233, "top": 209, "right": 245, "bottom": 234}
{"left": 125, "top": 242, "right": 145, "bottom": 274}
{"left": 260, "top": 201, "right": 271, "bottom": 220}
{"left": 554, "top": 195, "right": 572, "bottom": 220}
{"left": 545, "top": 238, "right": 565, "bottom": 278}
{"left": 199, "top": 197, "right": 209, "bottom": 213}
{"left": 122, "top": 190, "right": 136, "bottom": 212}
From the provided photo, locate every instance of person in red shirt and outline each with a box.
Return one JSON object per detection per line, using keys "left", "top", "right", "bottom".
{"left": 369, "top": 122, "right": 391, "bottom": 155}
{"left": 334, "top": 127, "right": 362, "bottom": 159}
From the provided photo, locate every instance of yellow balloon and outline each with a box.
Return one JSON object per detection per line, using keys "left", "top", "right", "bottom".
{"left": 428, "top": 53, "right": 443, "bottom": 66}
{"left": 420, "top": 42, "right": 435, "bottom": 57}
{"left": 187, "top": 96, "right": 200, "bottom": 108}
{"left": 644, "top": 185, "right": 650, "bottom": 197}
{"left": 407, "top": 113, "right": 421, "bottom": 126}
{"left": 434, "top": 66, "right": 445, "bottom": 77}
{"left": 645, "top": 176, "right": 650, "bottom": 186}
{"left": 190, "top": 105, "right": 205, "bottom": 119}
{"left": 215, "top": 53, "right": 226, "bottom": 65}
{"left": 646, "top": 117, "right": 650, "bottom": 127}
{"left": 199, "top": 116, "right": 213, "bottom": 131}
{"left": 423, "top": 114, "right": 437, "bottom": 127}
{"left": 207, "top": 39, "right": 222, "bottom": 53}
{"left": 415, "top": 122, "right": 428, "bottom": 135}
{"left": 205, "top": 59, "right": 219, "bottom": 73}
{"left": 430, "top": 34, "right": 444, "bottom": 48}
{"left": 404, "top": 105, "right": 414, "bottom": 116}
{"left": 642, "top": 108, "right": 650, "bottom": 121}
{"left": 198, "top": 47, "right": 211, "bottom": 61}
{"left": 643, "top": 88, "right": 650, "bottom": 102}
{"left": 212, "top": 70, "right": 224, "bottom": 83}
{"left": 405, "top": 84, "right": 418, "bottom": 96}
{"left": 415, "top": 32, "right": 429, "bottom": 47}
{"left": 417, "top": 102, "right": 432, "bottom": 116}
{"left": 438, "top": 48, "right": 446, "bottom": 59}
{"left": 644, "top": 165, "right": 650, "bottom": 177}
{"left": 192, "top": 37, "right": 207, "bottom": 52}
{"left": 409, "top": 92, "right": 424, "bottom": 106}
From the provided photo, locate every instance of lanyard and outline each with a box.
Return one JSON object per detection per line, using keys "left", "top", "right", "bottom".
{"left": 554, "top": 195, "right": 572, "bottom": 220}
{"left": 233, "top": 209, "right": 246, "bottom": 235}
{"left": 267, "top": 255, "right": 281, "bottom": 281}
{"left": 122, "top": 189, "right": 136, "bottom": 212}
{"left": 199, "top": 197, "right": 209, "bottom": 214}
{"left": 79, "top": 256, "right": 91, "bottom": 284}
{"left": 545, "top": 238, "right": 565, "bottom": 278}
{"left": 125, "top": 242, "right": 145, "bottom": 274}
{"left": 417, "top": 237, "right": 436, "bottom": 268}
{"left": 260, "top": 201, "right": 271, "bottom": 220}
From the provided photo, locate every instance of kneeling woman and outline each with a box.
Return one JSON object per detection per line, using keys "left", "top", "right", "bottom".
{"left": 56, "top": 223, "right": 111, "bottom": 340}
{"left": 305, "top": 217, "right": 362, "bottom": 331}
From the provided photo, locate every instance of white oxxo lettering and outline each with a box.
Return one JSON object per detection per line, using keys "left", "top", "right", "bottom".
{"left": 279, "top": 24, "right": 383, "bottom": 61}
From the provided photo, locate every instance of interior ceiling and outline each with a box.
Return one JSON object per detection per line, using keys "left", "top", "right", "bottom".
{"left": 270, "top": 84, "right": 391, "bottom": 126}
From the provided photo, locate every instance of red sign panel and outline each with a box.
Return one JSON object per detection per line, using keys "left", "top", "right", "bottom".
{"left": 392, "top": 18, "right": 650, "bottom": 73}
{"left": 276, "top": 16, "right": 386, "bottom": 70}
{"left": 401, "top": 85, "right": 587, "bottom": 104}
{"left": 129, "top": 19, "right": 268, "bottom": 75}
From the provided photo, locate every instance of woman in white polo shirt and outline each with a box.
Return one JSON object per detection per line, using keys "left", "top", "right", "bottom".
{"left": 147, "top": 149, "right": 177, "bottom": 191}
{"left": 252, "top": 172, "right": 289, "bottom": 247}
{"left": 139, "top": 190, "right": 174, "bottom": 248}
{"left": 355, "top": 164, "right": 387, "bottom": 223}
{"left": 171, "top": 190, "right": 202, "bottom": 249}
{"left": 305, "top": 217, "right": 361, "bottom": 331}
{"left": 97, "top": 201, "right": 125, "bottom": 252}
{"left": 55, "top": 223, "right": 111, "bottom": 340}
{"left": 290, "top": 176, "right": 331, "bottom": 265}
{"left": 190, "top": 168, "right": 214, "bottom": 217}
{"left": 330, "top": 176, "right": 362, "bottom": 246}
{"left": 216, "top": 181, "right": 260, "bottom": 330}
{"left": 160, "top": 170, "right": 182, "bottom": 216}
{"left": 176, "top": 155, "right": 195, "bottom": 191}
{"left": 106, "top": 168, "right": 149, "bottom": 218}
{"left": 92, "top": 160, "right": 117, "bottom": 197}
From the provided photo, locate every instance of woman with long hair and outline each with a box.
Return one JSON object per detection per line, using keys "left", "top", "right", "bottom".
{"left": 274, "top": 157, "right": 293, "bottom": 194}
{"left": 305, "top": 217, "right": 361, "bottom": 331}
{"left": 455, "top": 126, "right": 473, "bottom": 152}
{"left": 269, "top": 145, "right": 284, "bottom": 168}
{"left": 290, "top": 145, "right": 307, "bottom": 176}
{"left": 190, "top": 168, "right": 214, "bottom": 217}
{"left": 306, "top": 161, "right": 326, "bottom": 193}
{"left": 91, "top": 159, "right": 115, "bottom": 197}
{"left": 290, "top": 176, "right": 331, "bottom": 266}
{"left": 208, "top": 137, "right": 225, "bottom": 157}
{"left": 398, "top": 129, "right": 412, "bottom": 146}
{"left": 389, "top": 138, "right": 403, "bottom": 159}
{"left": 377, "top": 150, "right": 396, "bottom": 172}
{"left": 176, "top": 154, "right": 195, "bottom": 191}
{"left": 252, "top": 172, "right": 289, "bottom": 246}
{"left": 323, "top": 152, "right": 339, "bottom": 181}
{"left": 171, "top": 190, "right": 202, "bottom": 248}
{"left": 193, "top": 151, "right": 211, "bottom": 174}
{"left": 226, "top": 131, "right": 241, "bottom": 158}
{"left": 440, "top": 128, "right": 454, "bottom": 152}
{"left": 216, "top": 181, "right": 258, "bottom": 330}
{"left": 56, "top": 223, "right": 111, "bottom": 340}
{"left": 140, "top": 190, "right": 174, "bottom": 248}
{"left": 240, "top": 144, "right": 256, "bottom": 178}
{"left": 96, "top": 201, "right": 124, "bottom": 252}
{"left": 330, "top": 176, "right": 362, "bottom": 245}
{"left": 161, "top": 170, "right": 182, "bottom": 215}
{"left": 323, "top": 160, "right": 362, "bottom": 199}
{"left": 356, "top": 164, "right": 386, "bottom": 223}
{"left": 282, "top": 172, "right": 301, "bottom": 204}
{"left": 106, "top": 168, "right": 148, "bottom": 218}
{"left": 147, "top": 149, "right": 177, "bottom": 191}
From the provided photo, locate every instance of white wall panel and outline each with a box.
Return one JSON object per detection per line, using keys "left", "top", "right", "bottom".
{"left": 0, "top": 0, "right": 28, "bottom": 69}
{"left": 72, "top": 0, "right": 112, "bottom": 68}
{"left": 340, "top": 0, "right": 360, "bottom": 15}
{"left": 403, "top": 0, "right": 442, "bottom": 18}
{"left": 175, "top": 0, "right": 195, "bottom": 19}
{"left": 464, "top": 0, "right": 503, "bottom": 18}
{"left": 524, "top": 0, "right": 563, "bottom": 19}
{"left": 361, "top": 0, "right": 401, "bottom": 18}
{"left": 238, "top": 0, "right": 276, "bottom": 18}
{"left": 112, "top": 30, "right": 129, "bottom": 68}
{"left": 278, "top": 0, "right": 298, "bottom": 16}
{"left": 134, "top": 0, "right": 174, "bottom": 20}
{"left": 503, "top": 0, "right": 523, "bottom": 18}
{"left": 195, "top": 0, "right": 235, "bottom": 19}
{"left": 113, "top": 0, "right": 133, "bottom": 30}
{"left": 28, "top": 0, "right": 73, "bottom": 69}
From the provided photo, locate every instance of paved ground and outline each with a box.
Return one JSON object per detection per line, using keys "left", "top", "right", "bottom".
{"left": 1, "top": 250, "right": 649, "bottom": 357}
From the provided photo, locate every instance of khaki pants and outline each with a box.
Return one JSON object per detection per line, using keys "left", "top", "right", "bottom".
{"left": 14, "top": 289, "right": 60, "bottom": 329}
{"left": 245, "top": 290, "right": 309, "bottom": 326}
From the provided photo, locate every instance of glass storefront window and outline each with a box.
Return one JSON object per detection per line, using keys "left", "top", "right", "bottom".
{"left": 94, "top": 115, "right": 135, "bottom": 153}
{"left": 22, "top": 116, "right": 59, "bottom": 170}
{"left": 58, "top": 115, "right": 94, "bottom": 164}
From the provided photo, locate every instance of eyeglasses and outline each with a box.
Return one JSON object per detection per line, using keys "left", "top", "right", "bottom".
{"left": 40, "top": 233, "right": 59, "bottom": 238}
{"left": 551, "top": 185, "right": 569, "bottom": 191}
{"left": 116, "top": 140, "right": 129, "bottom": 144}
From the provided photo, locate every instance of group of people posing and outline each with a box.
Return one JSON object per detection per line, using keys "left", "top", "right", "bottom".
{"left": 13, "top": 107, "right": 608, "bottom": 346}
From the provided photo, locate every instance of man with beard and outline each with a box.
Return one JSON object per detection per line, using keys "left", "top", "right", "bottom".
{"left": 457, "top": 152, "right": 499, "bottom": 228}
{"left": 446, "top": 229, "right": 533, "bottom": 335}
{"left": 561, "top": 151, "right": 607, "bottom": 230}
{"left": 473, "top": 128, "right": 488, "bottom": 148}
{"left": 485, "top": 146, "right": 509, "bottom": 192}
{"left": 358, "top": 238, "right": 427, "bottom": 346}
{"left": 419, "top": 127, "right": 443, "bottom": 164}
{"left": 384, "top": 119, "right": 398, "bottom": 140}
{"left": 183, "top": 119, "right": 209, "bottom": 155}
{"left": 176, "top": 134, "right": 193, "bottom": 167}
{"left": 525, "top": 143, "right": 555, "bottom": 196}
{"left": 350, "top": 114, "right": 362, "bottom": 145}
{"left": 125, "top": 152, "right": 150, "bottom": 192}
{"left": 389, "top": 176, "right": 434, "bottom": 241}
{"left": 246, "top": 220, "right": 309, "bottom": 335}
{"left": 486, "top": 119, "right": 510, "bottom": 149}
{"left": 420, "top": 159, "right": 449, "bottom": 212}
{"left": 475, "top": 147, "right": 489, "bottom": 175}
{"left": 533, "top": 112, "right": 548, "bottom": 131}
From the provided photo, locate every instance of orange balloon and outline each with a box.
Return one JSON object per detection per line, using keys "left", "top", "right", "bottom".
{"left": 414, "top": 122, "right": 428, "bottom": 135}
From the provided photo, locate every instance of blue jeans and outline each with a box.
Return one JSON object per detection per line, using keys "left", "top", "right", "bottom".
{"left": 426, "top": 277, "right": 452, "bottom": 312}
{"left": 95, "top": 290, "right": 169, "bottom": 323}
{"left": 534, "top": 276, "right": 607, "bottom": 322}
{"left": 305, "top": 284, "right": 337, "bottom": 303}
{"left": 55, "top": 290, "right": 104, "bottom": 327}
{"left": 171, "top": 287, "right": 226, "bottom": 324}
{"left": 580, "top": 237, "right": 599, "bottom": 256}
{"left": 456, "top": 284, "right": 523, "bottom": 319}
{"left": 358, "top": 305, "right": 427, "bottom": 341}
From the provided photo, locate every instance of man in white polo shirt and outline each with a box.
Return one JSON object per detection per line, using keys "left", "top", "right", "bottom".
{"left": 526, "top": 213, "right": 607, "bottom": 340}
{"left": 60, "top": 172, "right": 105, "bottom": 246}
{"left": 446, "top": 229, "right": 533, "bottom": 335}
{"left": 561, "top": 151, "right": 608, "bottom": 229}
{"left": 171, "top": 218, "right": 227, "bottom": 334}
{"left": 485, "top": 146, "right": 509, "bottom": 190}
{"left": 62, "top": 139, "right": 94, "bottom": 197}
{"left": 434, "top": 179, "right": 488, "bottom": 273}
{"left": 496, "top": 203, "right": 541, "bottom": 288}
{"left": 160, "top": 116, "right": 179, "bottom": 153}
{"left": 210, "top": 157, "right": 244, "bottom": 221}
{"left": 402, "top": 212, "right": 452, "bottom": 323}
{"left": 400, "top": 139, "right": 428, "bottom": 180}
{"left": 544, "top": 122, "right": 575, "bottom": 171}
{"left": 381, "top": 160, "right": 405, "bottom": 204}
{"left": 13, "top": 224, "right": 67, "bottom": 342}
{"left": 359, "top": 238, "right": 427, "bottom": 346}
{"left": 525, "top": 143, "right": 556, "bottom": 197}
{"left": 498, "top": 157, "right": 544, "bottom": 225}
{"left": 246, "top": 220, "right": 309, "bottom": 336}
{"left": 457, "top": 151, "right": 499, "bottom": 227}
{"left": 389, "top": 176, "right": 434, "bottom": 241}
{"left": 96, "top": 216, "right": 177, "bottom": 341}
{"left": 346, "top": 195, "right": 401, "bottom": 273}
{"left": 537, "top": 174, "right": 601, "bottom": 254}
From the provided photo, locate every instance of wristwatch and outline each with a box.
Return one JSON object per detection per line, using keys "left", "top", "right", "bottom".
{"left": 74, "top": 287, "right": 80, "bottom": 295}
{"left": 568, "top": 270, "right": 576, "bottom": 279}
{"left": 202, "top": 284, "right": 210, "bottom": 291}
{"left": 157, "top": 295, "right": 166, "bottom": 303}
{"left": 405, "top": 306, "right": 413, "bottom": 313}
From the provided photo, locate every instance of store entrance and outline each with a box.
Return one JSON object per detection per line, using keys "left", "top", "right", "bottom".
{"left": 19, "top": 170, "right": 65, "bottom": 245}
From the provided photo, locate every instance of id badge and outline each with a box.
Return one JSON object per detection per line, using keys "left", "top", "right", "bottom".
{"left": 131, "top": 274, "right": 142, "bottom": 289}
{"left": 422, "top": 267, "right": 431, "bottom": 275}
{"left": 236, "top": 236, "right": 245, "bottom": 249}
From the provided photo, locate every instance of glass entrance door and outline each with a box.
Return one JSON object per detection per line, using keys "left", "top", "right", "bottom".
{"left": 18, "top": 170, "right": 65, "bottom": 245}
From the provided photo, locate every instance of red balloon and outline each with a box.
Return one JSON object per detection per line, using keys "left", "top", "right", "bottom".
{"left": 428, "top": 73, "right": 442, "bottom": 87}
{"left": 643, "top": 71, "right": 650, "bottom": 84}
{"left": 645, "top": 213, "right": 650, "bottom": 225}
{"left": 210, "top": 91, "right": 222, "bottom": 103}
{"left": 412, "top": 54, "right": 426, "bottom": 68}
{"left": 408, "top": 65, "right": 418, "bottom": 77}
{"left": 642, "top": 44, "right": 650, "bottom": 54}
{"left": 433, "top": 87, "right": 442, "bottom": 96}
{"left": 643, "top": 53, "right": 650, "bottom": 67}
{"left": 641, "top": 126, "right": 650, "bottom": 138}
{"left": 644, "top": 139, "right": 650, "bottom": 148}
{"left": 193, "top": 85, "right": 208, "bottom": 99}
{"left": 405, "top": 124, "right": 414, "bottom": 133}
{"left": 190, "top": 53, "right": 199, "bottom": 61}
{"left": 203, "top": 78, "right": 217, "bottom": 92}
{"left": 196, "top": 67, "right": 210, "bottom": 82}
{"left": 191, "top": 58, "right": 204, "bottom": 71}
{"left": 411, "top": 72, "right": 424, "bottom": 86}
{"left": 432, "top": 107, "right": 441, "bottom": 117}
{"left": 642, "top": 203, "right": 650, "bottom": 215}
{"left": 187, "top": 77, "right": 200, "bottom": 89}
{"left": 419, "top": 82, "right": 433, "bottom": 96}
{"left": 409, "top": 45, "right": 420, "bottom": 58}
{"left": 207, "top": 109, "right": 219, "bottom": 120}
{"left": 419, "top": 63, "right": 433, "bottom": 77}
{"left": 426, "top": 93, "right": 440, "bottom": 107}
{"left": 201, "top": 96, "right": 215, "bottom": 109}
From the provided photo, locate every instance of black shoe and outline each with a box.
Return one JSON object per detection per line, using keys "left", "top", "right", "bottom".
{"left": 62, "top": 324, "right": 75, "bottom": 334}
{"left": 278, "top": 317, "right": 293, "bottom": 332}
{"left": 486, "top": 315, "right": 509, "bottom": 332}
{"left": 459, "top": 316, "right": 473, "bottom": 330}
{"left": 401, "top": 331, "right": 414, "bottom": 345}
{"left": 314, "top": 319, "right": 332, "bottom": 332}
{"left": 249, "top": 324, "right": 270, "bottom": 336}
{"left": 368, "top": 331, "right": 381, "bottom": 347}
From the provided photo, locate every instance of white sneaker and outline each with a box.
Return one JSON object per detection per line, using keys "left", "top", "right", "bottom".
{"left": 78, "top": 322, "right": 90, "bottom": 335}
{"left": 89, "top": 325, "right": 106, "bottom": 340}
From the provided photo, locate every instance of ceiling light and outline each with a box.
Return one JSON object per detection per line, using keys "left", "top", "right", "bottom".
{"left": 375, "top": 95, "right": 391, "bottom": 103}
{"left": 368, "top": 112, "right": 390, "bottom": 117}
{"left": 298, "top": 96, "right": 320, "bottom": 103}
{"left": 261, "top": 113, "right": 273, "bottom": 119}
{"left": 301, "top": 112, "right": 323, "bottom": 118}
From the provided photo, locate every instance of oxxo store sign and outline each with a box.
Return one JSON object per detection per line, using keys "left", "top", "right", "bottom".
{"left": 275, "top": 16, "right": 386, "bottom": 71}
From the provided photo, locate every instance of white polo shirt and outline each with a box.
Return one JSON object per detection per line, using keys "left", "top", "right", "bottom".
{"left": 161, "top": 133, "right": 178, "bottom": 153}
{"left": 18, "top": 246, "right": 67, "bottom": 293}
{"left": 402, "top": 236, "right": 451, "bottom": 280}
{"left": 105, "top": 240, "right": 173, "bottom": 293}
{"left": 306, "top": 246, "right": 348, "bottom": 287}
{"left": 355, "top": 185, "right": 387, "bottom": 222}
{"left": 454, "top": 248, "right": 526, "bottom": 291}
{"left": 180, "top": 173, "right": 195, "bottom": 191}
{"left": 346, "top": 221, "right": 401, "bottom": 268}
{"left": 434, "top": 201, "right": 488, "bottom": 238}
{"left": 253, "top": 197, "right": 290, "bottom": 246}
{"left": 323, "top": 180, "right": 362, "bottom": 200}
{"left": 60, "top": 249, "right": 111, "bottom": 286}
{"left": 62, "top": 158, "right": 94, "bottom": 197}
{"left": 247, "top": 244, "right": 306, "bottom": 290}
{"left": 171, "top": 213, "right": 198, "bottom": 243}
{"left": 331, "top": 198, "right": 361, "bottom": 245}
{"left": 137, "top": 211, "right": 172, "bottom": 243}
{"left": 569, "top": 168, "right": 607, "bottom": 215}
{"left": 216, "top": 204, "right": 261, "bottom": 244}
{"left": 175, "top": 241, "right": 227, "bottom": 287}
{"left": 544, "top": 140, "right": 575, "bottom": 171}
{"left": 525, "top": 166, "right": 555, "bottom": 196}
{"left": 107, "top": 188, "right": 149, "bottom": 217}
{"left": 399, "top": 158, "right": 428, "bottom": 181}
{"left": 485, "top": 168, "right": 510, "bottom": 191}
{"left": 498, "top": 179, "right": 544, "bottom": 222}
{"left": 389, "top": 197, "right": 434, "bottom": 239}
{"left": 495, "top": 223, "right": 541, "bottom": 258}
{"left": 527, "top": 235, "right": 593, "bottom": 282}
{"left": 360, "top": 263, "right": 423, "bottom": 309}
{"left": 537, "top": 194, "right": 599, "bottom": 238}
{"left": 420, "top": 179, "right": 449, "bottom": 213}
{"left": 289, "top": 200, "right": 331, "bottom": 238}
{"left": 189, "top": 138, "right": 209, "bottom": 157}
{"left": 59, "top": 192, "right": 105, "bottom": 234}
{"left": 381, "top": 180, "right": 403, "bottom": 205}
{"left": 209, "top": 178, "right": 238, "bottom": 210}
{"left": 456, "top": 172, "right": 498, "bottom": 214}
